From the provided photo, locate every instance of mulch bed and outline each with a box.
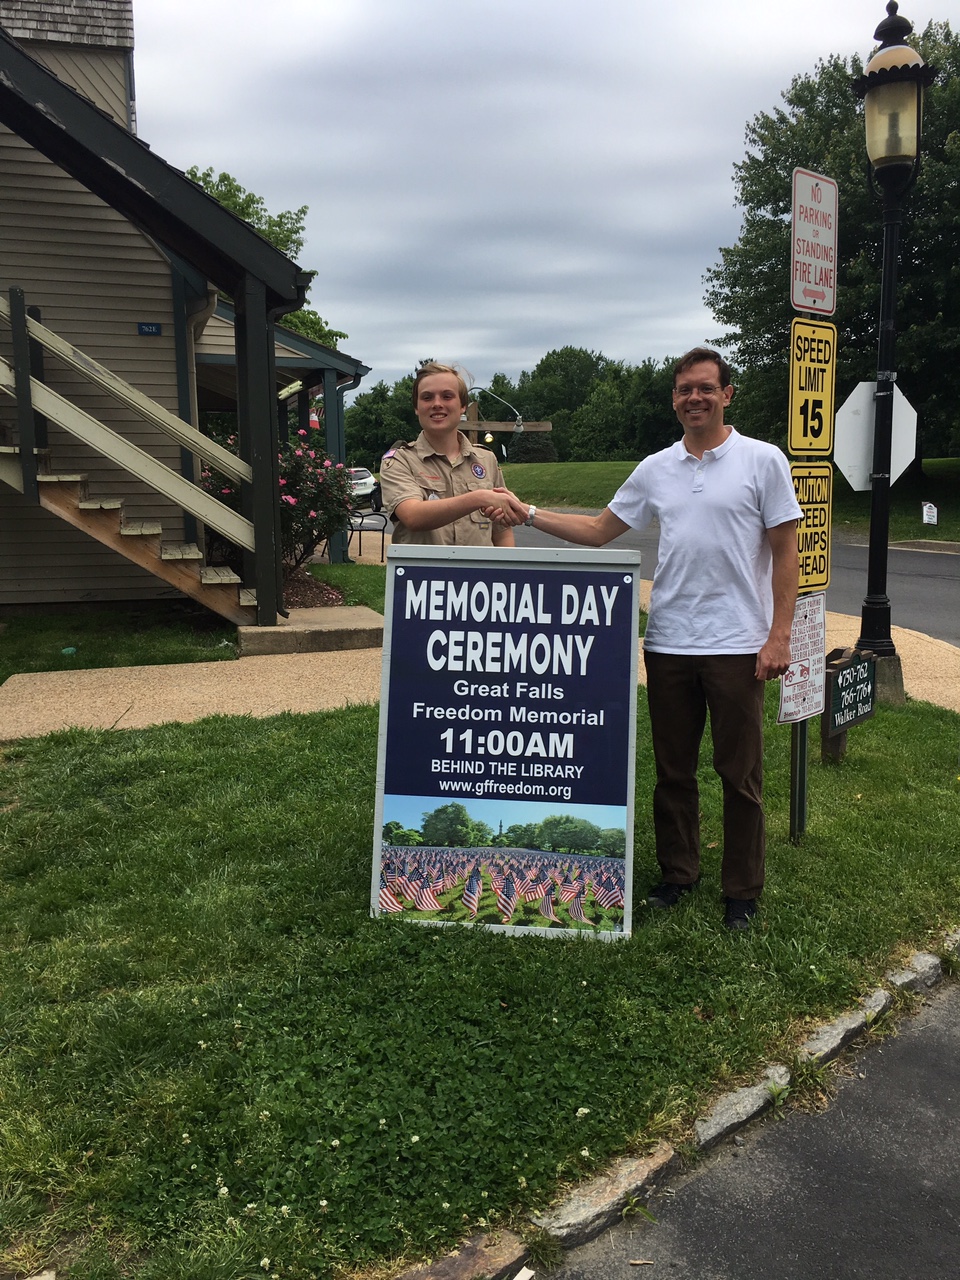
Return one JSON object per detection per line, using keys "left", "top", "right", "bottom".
{"left": 282, "top": 567, "right": 345, "bottom": 609}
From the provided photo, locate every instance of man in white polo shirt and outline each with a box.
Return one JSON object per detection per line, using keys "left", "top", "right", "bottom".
{"left": 502, "top": 347, "right": 801, "bottom": 931}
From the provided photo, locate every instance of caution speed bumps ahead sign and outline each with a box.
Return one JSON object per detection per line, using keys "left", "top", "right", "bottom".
{"left": 791, "top": 461, "right": 832, "bottom": 592}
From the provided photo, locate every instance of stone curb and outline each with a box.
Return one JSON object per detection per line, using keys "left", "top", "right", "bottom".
{"left": 693, "top": 1064, "right": 791, "bottom": 1149}
{"left": 530, "top": 1140, "right": 677, "bottom": 1245}
{"left": 392, "top": 1230, "right": 528, "bottom": 1280}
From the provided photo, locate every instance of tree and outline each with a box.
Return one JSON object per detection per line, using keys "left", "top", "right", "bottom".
{"left": 344, "top": 376, "right": 418, "bottom": 470}
{"left": 187, "top": 166, "right": 348, "bottom": 349}
{"left": 382, "top": 821, "right": 421, "bottom": 846}
{"left": 503, "top": 822, "right": 542, "bottom": 850}
{"left": 704, "top": 23, "right": 960, "bottom": 459}
{"left": 597, "top": 828, "right": 627, "bottom": 857}
{"left": 419, "top": 803, "right": 492, "bottom": 848}
{"left": 537, "top": 815, "right": 601, "bottom": 853}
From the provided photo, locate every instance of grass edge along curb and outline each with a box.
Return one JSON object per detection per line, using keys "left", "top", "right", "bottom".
{"left": 391, "top": 930, "right": 960, "bottom": 1280}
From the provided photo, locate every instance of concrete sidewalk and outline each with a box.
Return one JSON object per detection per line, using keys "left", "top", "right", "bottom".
{"left": 1, "top": 595, "right": 959, "bottom": 741}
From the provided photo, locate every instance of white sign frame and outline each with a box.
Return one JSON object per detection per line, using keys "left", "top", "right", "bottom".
{"left": 371, "top": 545, "right": 642, "bottom": 941}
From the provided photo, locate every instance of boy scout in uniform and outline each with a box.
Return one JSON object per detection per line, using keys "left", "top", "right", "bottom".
{"left": 380, "top": 362, "right": 515, "bottom": 547}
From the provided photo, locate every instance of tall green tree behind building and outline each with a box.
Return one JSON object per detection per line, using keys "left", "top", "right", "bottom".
{"left": 187, "top": 166, "right": 347, "bottom": 349}
{"left": 705, "top": 22, "right": 960, "bottom": 459}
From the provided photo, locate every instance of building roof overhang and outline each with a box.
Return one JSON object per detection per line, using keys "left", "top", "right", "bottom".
{"left": 0, "top": 25, "right": 310, "bottom": 313}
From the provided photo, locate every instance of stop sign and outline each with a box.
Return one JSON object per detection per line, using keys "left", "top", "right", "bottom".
{"left": 833, "top": 382, "right": 917, "bottom": 492}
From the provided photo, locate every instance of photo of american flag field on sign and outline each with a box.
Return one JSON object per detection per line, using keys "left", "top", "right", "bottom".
{"left": 379, "top": 845, "right": 626, "bottom": 934}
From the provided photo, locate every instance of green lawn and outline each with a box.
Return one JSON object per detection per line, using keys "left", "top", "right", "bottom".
{"left": 1, "top": 693, "right": 959, "bottom": 1279}
{"left": 0, "top": 605, "right": 236, "bottom": 687}
{"left": 0, "top": 458, "right": 958, "bottom": 1276}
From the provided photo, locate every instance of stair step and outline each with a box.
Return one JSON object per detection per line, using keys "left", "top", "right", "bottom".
{"left": 121, "top": 519, "right": 163, "bottom": 536}
{"left": 161, "top": 541, "right": 204, "bottom": 561}
{"left": 201, "top": 565, "right": 241, "bottom": 585}
{"left": 38, "top": 472, "right": 86, "bottom": 483}
{"left": 78, "top": 498, "right": 122, "bottom": 510}
{"left": 239, "top": 588, "right": 257, "bottom": 607}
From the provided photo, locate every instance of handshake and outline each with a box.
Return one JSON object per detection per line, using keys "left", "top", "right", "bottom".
{"left": 481, "top": 487, "right": 534, "bottom": 528}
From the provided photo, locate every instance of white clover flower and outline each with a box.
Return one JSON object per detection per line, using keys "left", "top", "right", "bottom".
{"left": 576, "top": 1107, "right": 591, "bottom": 1119}
{"left": 517, "top": 1176, "right": 527, "bottom": 1189}
{"left": 580, "top": 1147, "right": 590, "bottom": 1158}
{"left": 410, "top": 1135, "right": 420, "bottom": 1143}
{"left": 245, "top": 1203, "right": 257, "bottom": 1215}
{"left": 330, "top": 1138, "right": 340, "bottom": 1148}
{"left": 480, "top": 1191, "right": 488, "bottom": 1199}
{"left": 378, "top": 1118, "right": 387, "bottom": 1128}
{"left": 280, "top": 1204, "right": 291, "bottom": 1217}
{"left": 442, "top": 1201, "right": 451, "bottom": 1210}
{"left": 225, "top": 1217, "right": 238, "bottom": 1229}
{"left": 260, "top": 1258, "right": 270, "bottom": 1271}
{"left": 218, "top": 1186, "right": 230, "bottom": 1198}
{"left": 319, "top": 1198, "right": 328, "bottom": 1209}
{"left": 197, "top": 1040, "right": 208, "bottom": 1050}
{"left": 258, "top": 1111, "right": 271, "bottom": 1122}
{"left": 181, "top": 1133, "right": 191, "bottom": 1144}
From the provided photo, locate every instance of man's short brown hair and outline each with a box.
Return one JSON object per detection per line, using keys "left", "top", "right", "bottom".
{"left": 674, "top": 347, "right": 733, "bottom": 389}
{"left": 412, "top": 362, "right": 470, "bottom": 410}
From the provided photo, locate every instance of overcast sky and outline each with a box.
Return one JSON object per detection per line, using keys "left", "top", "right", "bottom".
{"left": 131, "top": 0, "right": 941, "bottom": 393}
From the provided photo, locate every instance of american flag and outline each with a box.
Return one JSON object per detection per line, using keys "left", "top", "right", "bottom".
{"left": 378, "top": 875, "right": 404, "bottom": 914}
{"left": 568, "top": 887, "right": 588, "bottom": 924}
{"left": 592, "top": 876, "right": 619, "bottom": 910}
{"left": 522, "top": 870, "right": 549, "bottom": 902}
{"left": 462, "top": 869, "right": 483, "bottom": 918}
{"left": 538, "top": 886, "right": 558, "bottom": 922}
{"left": 559, "top": 875, "right": 580, "bottom": 903}
{"left": 496, "top": 873, "right": 518, "bottom": 923}
{"left": 412, "top": 879, "right": 442, "bottom": 912}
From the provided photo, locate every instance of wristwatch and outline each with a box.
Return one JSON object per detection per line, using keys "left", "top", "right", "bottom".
{"left": 524, "top": 505, "right": 537, "bottom": 527}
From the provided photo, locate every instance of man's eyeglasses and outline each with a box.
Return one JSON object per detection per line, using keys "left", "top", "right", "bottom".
{"left": 675, "top": 383, "right": 723, "bottom": 398}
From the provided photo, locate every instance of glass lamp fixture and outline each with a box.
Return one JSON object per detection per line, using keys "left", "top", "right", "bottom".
{"left": 853, "top": 2, "right": 936, "bottom": 184}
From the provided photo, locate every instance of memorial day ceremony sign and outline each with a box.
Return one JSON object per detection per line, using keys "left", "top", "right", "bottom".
{"left": 371, "top": 546, "right": 641, "bottom": 939}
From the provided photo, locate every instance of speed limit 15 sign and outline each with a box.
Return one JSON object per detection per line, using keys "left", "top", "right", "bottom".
{"left": 788, "top": 317, "right": 836, "bottom": 456}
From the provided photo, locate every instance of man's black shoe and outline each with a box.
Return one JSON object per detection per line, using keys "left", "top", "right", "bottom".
{"left": 724, "top": 897, "right": 758, "bottom": 931}
{"left": 646, "top": 880, "right": 698, "bottom": 909}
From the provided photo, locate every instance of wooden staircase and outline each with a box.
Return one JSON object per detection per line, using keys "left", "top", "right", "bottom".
{"left": 0, "top": 445, "right": 256, "bottom": 625}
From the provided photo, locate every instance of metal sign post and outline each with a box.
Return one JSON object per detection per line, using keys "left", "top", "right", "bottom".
{"left": 786, "top": 168, "right": 838, "bottom": 840}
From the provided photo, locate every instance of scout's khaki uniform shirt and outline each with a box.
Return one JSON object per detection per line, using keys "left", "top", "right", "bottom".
{"left": 380, "top": 431, "right": 506, "bottom": 546}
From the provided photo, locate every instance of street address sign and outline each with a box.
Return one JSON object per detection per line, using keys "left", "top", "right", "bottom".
{"left": 791, "top": 168, "right": 838, "bottom": 316}
{"left": 789, "top": 317, "right": 836, "bottom": 455}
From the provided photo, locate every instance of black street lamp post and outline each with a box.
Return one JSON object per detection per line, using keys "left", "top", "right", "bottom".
{"left": 852, "top": 2, "right": 936, "bottom": 658}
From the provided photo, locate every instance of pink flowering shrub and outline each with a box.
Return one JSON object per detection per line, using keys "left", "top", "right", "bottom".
{"left": 200, "top": 419, "right": 353, "bottom": 572}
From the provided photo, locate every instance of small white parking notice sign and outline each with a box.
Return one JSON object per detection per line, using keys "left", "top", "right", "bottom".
{"left": 778, "top": 591, "right": 826, "bottom": 724}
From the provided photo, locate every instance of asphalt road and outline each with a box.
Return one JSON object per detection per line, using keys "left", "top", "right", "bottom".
{"left": 514, "top": 523, "right": 960, "bottom": 648}
{"left": 552, "top": 981, "right": 960, "bottom": 1280}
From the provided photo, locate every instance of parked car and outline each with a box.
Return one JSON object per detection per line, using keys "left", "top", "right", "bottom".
{"left": 348, "top": 467, "right": 375, "bottom": 504}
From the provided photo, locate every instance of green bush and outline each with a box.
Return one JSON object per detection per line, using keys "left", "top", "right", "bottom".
{"left": 200, "top": 421, "right": 353, "bottom": 571}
